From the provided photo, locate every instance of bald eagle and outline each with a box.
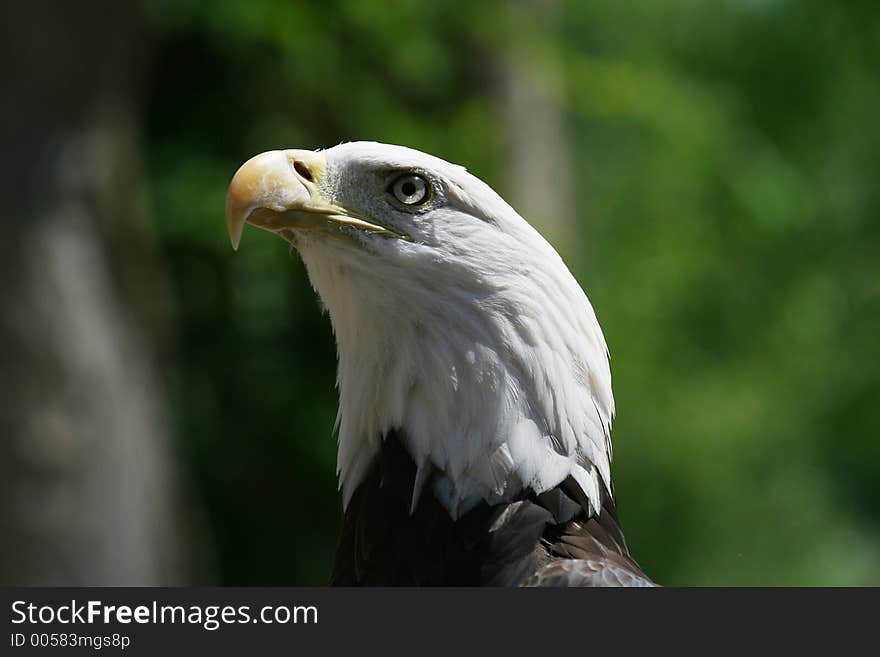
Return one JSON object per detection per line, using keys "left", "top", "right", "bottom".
{"left": 226, "top": 143, "right": 654, "bottom": 587}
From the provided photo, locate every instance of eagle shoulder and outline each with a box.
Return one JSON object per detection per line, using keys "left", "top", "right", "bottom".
{"left": 330, "top": 431, "right": 654, "bottom": 587}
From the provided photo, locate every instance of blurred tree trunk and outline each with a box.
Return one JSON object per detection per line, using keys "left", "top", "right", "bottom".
{"left": 496, "top": 0, "right": 576, "bottom": 250}
{"left": 0, "top": 2, "right": 185, "bottom": 584}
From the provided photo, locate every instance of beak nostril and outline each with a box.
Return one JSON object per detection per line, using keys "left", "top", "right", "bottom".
{"left": 293, "top": 160, "right": 314, "bottom": 182}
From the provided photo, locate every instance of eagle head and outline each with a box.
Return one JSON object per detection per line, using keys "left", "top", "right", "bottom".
{"left": 226, "top": 142, "right": 614, "bottom": 519}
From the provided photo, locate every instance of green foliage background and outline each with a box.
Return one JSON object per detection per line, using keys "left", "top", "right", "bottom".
{"left": 142, "top": 0, "right": 880, "bottom": 585}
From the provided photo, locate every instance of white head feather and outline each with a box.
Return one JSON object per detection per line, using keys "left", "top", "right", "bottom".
{"left": 230, "top": 141, "right": 615, "bottom": 518}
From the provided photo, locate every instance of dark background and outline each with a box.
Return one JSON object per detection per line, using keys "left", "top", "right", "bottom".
{"left": 2, "top": 0, "right": 878, "bottom": 586}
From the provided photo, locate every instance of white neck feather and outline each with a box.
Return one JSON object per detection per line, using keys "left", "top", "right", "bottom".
{"left": 295, "top": 180, "right": 614, "bottom": 519}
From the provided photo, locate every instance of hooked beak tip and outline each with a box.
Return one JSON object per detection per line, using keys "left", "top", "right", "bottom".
{"left": 225, "top": 197, "right": 246, "bottom": 251}
{"left": 224, "top": 149, "right": 319, "bottom": 251}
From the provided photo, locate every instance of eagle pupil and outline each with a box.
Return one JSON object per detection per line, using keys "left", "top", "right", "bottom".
{"left": 401, "top": 181, "right": 416, "bottom": 197}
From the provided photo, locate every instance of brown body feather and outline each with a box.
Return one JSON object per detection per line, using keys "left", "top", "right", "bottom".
{"left": 330, "top": 431, "right": 653, "bottom": 587}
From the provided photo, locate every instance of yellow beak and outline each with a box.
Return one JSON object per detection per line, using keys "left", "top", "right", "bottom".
{"left": 225, "top": 149, "right": 407, "bottom": 250}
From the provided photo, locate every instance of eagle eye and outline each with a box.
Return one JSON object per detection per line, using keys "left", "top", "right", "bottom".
{"left": 389, "top": 174, "right": 429, "bottom": 206}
